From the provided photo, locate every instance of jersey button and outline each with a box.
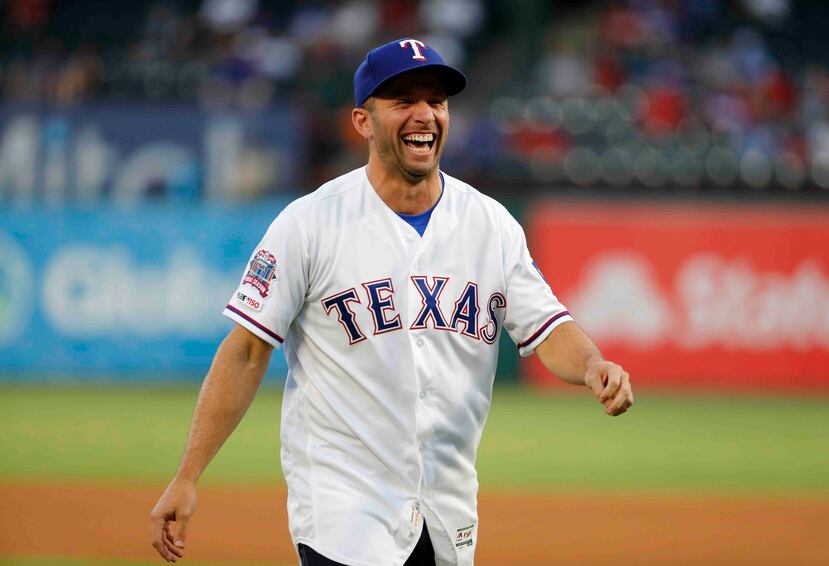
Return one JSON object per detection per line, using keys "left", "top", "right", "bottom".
{"left": 416, "top": 338, "right": 425, "bottom": 348}
{"left": 419, "top": 390, "right": 427, "bottom": 399}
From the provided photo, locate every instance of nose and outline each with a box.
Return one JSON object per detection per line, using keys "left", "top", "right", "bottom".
{"left": 411, "top": 100, "right": 436, "bottom": 125}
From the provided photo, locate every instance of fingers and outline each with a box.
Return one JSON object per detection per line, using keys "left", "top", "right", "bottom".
{"left": 164, "top": 522, "right": 185, "bottom": 559}
{"left": 599, "top": 365, "right": 624, "bottom": 403}
{"left": 165, "top": 522, "right": 175, "bottom": 545}
{"left": 150, "top": 512, "right": 180, "bottom": 562}
{"left": 604, "top": 373, "right": 634, "bottom": 416}
{"left": 586, "top": 361, "right": 634, "bottom": 416}
{"left": 173, "top": 514, "right": 190, "bottom": 551}
{"left": 150, "top": 507, "right": 189, "bottom": 562}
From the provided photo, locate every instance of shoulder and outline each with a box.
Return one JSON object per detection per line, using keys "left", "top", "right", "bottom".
{"left": 280, "top": 167, "right": 367, "bottom": 219}
{"left": 260, "top": 168, "right": 365, "bottom": 245}
{"left": 441, "top": 171, "right": 519, "bottom": 228}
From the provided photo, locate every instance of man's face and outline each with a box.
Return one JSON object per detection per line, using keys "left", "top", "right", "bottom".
{"left": 363, "top": 70, "right": 449, "bottom": 183}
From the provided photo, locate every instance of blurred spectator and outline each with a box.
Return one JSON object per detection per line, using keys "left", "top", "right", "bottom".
{"left": 200, "top": 0, "right": 258, "bottom": 33}
{"left": 6, "top": 0, "right": 50, "bottom": 35}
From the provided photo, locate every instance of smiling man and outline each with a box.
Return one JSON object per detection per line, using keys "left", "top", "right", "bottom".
{"left": 150, "top": 38, "right": 633, "bottom": 566}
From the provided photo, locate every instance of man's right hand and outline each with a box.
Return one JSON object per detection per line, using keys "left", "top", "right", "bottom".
{"left": 149, "top": 478, "right": 197, "bottom": 562}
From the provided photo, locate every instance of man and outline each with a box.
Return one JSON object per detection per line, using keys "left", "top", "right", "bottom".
{"left": 150, "top": 38, "right": 633, "bottom": 566}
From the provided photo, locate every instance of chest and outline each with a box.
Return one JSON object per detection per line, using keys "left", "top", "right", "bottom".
{"left": 303, "top": 210, "right": 506, "bottom": 345}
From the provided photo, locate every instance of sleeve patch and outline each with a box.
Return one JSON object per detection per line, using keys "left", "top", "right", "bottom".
{"left": 236, "top": 291, "right": 263, "bottom": 312}
{"left": 242, "top": 249, "right": 278, "bottom": 298}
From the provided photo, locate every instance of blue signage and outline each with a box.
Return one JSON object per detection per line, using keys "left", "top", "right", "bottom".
{"left": 0, "top": 203, "right": 294, "bottom": 379}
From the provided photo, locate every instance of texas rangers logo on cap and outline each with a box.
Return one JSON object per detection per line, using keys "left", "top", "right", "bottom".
{"left": 243, "top": 249, "right": 277, "bottom": 298}
{"left": 399, "top": 39, "right": 428, "bottom": 61}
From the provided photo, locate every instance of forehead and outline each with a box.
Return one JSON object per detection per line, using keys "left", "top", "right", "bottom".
{"left": 372, "top": 68, "right": 448, "bottom": 100}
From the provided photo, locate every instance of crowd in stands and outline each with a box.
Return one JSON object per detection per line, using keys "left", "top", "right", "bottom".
{"left": 3, "top": 0, "right": 829, "bottom": 195}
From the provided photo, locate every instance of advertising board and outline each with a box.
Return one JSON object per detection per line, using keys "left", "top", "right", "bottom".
{"left": 0, "top": 105, "right": 302, "bottom": 205}
{"left": 524, "top": 202, "right": 829, "bottom": 389}
{"left": 0, "top": 203, "right": 292, "bottom": 378}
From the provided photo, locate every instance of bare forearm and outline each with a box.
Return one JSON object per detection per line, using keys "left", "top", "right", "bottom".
{"left": 534, "top": 320, "right": 633, "bottom": 416}
{"left": 534, "top": 321, "right": 603, "bottom": 385}
{"left": 174, "top": 328, "right": 270, "bottom": 484}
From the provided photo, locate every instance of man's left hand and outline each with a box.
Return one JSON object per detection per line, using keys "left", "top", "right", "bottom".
{"left": 584, "top": 361, "right": 634, "bottom": 416}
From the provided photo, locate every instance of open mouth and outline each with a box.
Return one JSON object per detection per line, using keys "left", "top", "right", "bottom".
{"left": 401, "top": 133, "right": 435, "bottom": 155}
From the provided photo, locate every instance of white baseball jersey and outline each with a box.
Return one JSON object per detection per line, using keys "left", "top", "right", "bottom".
{"left": 223, "top": 167, "right": 572, "bottom": 566}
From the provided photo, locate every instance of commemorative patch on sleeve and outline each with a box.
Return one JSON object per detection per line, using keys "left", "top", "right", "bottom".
{"left": 242, "top": 249, "right": 277, "bottom": 298}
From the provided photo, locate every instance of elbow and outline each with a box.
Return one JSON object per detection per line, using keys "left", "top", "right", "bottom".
{"left": 220, "top": 326, "right": 274, "bottom": 377}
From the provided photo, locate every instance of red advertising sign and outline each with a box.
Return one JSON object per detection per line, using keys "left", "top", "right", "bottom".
{"left": 524, "top": 202, "right": 829, "bottom": 390}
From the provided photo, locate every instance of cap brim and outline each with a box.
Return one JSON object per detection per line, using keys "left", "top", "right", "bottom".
{"left": 363, "top": 63, "right": 467, "bottom": 105}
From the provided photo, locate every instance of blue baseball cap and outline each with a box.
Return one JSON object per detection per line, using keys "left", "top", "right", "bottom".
{"left": 354, "top": 38, "right": 467, "bottom": 107}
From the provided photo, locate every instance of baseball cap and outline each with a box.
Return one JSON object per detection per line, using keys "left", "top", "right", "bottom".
{"left": 354, "top": 38, "right": 467, "bottom": 107}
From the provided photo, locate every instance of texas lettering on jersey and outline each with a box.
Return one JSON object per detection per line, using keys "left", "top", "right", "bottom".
{"left": 321, "top": 276, "right": 507, "bottom": 345}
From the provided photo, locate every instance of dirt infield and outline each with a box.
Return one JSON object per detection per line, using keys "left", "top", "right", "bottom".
{"left": 1, "top": 482, "right": 827, "bottom": 565}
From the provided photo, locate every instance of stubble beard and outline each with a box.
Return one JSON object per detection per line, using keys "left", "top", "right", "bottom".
{"left": 373, "top": 129, "right": 444, "bottom": 184}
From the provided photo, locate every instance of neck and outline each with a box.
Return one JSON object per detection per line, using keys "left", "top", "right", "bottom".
{"left": 366, "top": 156, "right": 441, "bottom": 215}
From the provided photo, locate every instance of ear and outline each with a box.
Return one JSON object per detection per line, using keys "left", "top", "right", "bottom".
{"left": 352, "top": 107, "right": 372, "bottom": 141}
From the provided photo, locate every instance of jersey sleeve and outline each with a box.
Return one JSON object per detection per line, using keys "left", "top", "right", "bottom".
{"left": 223, "top": 211, "right": 308, "bottom": 348}
{"left": 501, "top": 214, "right": 573, "bottom": 357}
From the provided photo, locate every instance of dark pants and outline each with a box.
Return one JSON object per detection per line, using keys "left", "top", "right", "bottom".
{"left": 298, "top": 522, "right": 435, "bottom": 566}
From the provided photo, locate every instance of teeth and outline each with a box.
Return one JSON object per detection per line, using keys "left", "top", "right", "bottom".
{"left": 403, "top": 133, "right": 434, "bottom": 142}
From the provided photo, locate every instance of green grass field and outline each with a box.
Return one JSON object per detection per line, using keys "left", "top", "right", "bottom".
{"left": 2, "top": 384, "right": 827, "bottom": 493}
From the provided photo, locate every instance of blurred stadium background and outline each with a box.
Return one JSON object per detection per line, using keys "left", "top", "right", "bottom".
{"left": 1, "top": 0, "right": 828, "bottom": 565}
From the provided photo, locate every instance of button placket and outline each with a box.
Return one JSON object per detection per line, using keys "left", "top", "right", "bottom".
{"left": 408, "top": 239, "right": 431, "bottom": 445}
